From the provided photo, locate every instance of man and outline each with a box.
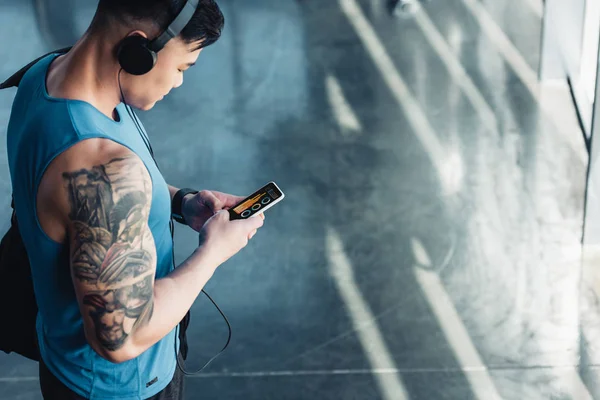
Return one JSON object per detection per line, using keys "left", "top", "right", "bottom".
{"left": 5, "top": 0, "right": 265, "bottom": 398}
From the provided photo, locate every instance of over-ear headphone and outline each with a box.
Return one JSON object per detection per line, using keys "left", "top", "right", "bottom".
{"left": 116, "top": 0, "right": 200, "bottom": 76}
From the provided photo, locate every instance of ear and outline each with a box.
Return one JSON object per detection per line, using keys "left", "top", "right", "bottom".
{"left": 125, "top": 30, "right": 149, "bottom": 40}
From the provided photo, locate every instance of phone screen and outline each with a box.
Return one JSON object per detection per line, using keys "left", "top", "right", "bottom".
{"left": 229, "top": 182, "right": 284, "bottom": 220}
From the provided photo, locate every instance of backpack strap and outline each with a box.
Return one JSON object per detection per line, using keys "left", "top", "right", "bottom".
{"left": 0, "top": 47, "right": 72, "bottom": 90}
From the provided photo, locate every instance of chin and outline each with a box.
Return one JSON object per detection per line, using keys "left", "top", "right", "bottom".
{"left": 139, "top": 102, "right": 157, "bottom": 111}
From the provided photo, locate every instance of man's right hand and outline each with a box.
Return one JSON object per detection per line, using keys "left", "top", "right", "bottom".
{"left": 198, "top": 210, "right": 265, "bottom": 267}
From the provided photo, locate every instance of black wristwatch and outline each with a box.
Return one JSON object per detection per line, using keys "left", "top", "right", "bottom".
{"left": 172, "top": 188, "right": 198, "bottom": 225}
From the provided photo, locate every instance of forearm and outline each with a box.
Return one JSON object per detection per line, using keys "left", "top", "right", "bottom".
{"left": 104, "top": 247, "right": 218, "bottom": 363}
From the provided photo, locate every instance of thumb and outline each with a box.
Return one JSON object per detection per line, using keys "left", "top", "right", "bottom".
{"left": 202, "top": 191, "right": 224, "bottom": 212}
{"left": 216, "top": 209, "right": 230, "bottom": 220}
{"left": 246, "top": 214, "right": 265, "bottom": 230}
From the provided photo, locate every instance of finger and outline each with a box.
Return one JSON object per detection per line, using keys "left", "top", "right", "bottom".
{"left": 213, "top": 191, "right": 246, "bottom": 208}
{"left": 239, "top": 216, "right": 263, "bottom": 231}
{"left": 252, "top": 215, "right": 265, "bottom": 229}
{"left": 233, "top": 213, "right": 264, "bottom": 228}
{"left": 216, "top": 209, "right": 230, "bottom": 221}
{"left": 231, "top": 195, "right": 246, "bottom": 205}
{"left": 248, "top": 229, "right": 257, "bottom": 240}
{"left": 201, "top": 191, "right": 224, "bottom": 212}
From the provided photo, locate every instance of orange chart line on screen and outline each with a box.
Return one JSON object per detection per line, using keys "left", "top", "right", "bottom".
{"left": 233, "top": 193, "right": 264, "bottom": 214}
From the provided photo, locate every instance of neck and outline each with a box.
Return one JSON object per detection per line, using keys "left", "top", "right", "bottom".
{"left": 47, "top": 31, "right": 123, "bottom": 120}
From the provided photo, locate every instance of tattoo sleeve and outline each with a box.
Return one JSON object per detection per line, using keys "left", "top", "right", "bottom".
{"left": 63, "top": 155, "right": 156, "bottom": 352}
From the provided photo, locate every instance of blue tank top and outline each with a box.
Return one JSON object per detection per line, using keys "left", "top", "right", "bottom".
{"left": 6, "top": 53, "right": 177, "bottom": 399}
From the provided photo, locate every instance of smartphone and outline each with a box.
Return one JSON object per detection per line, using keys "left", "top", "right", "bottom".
{"left": 229, "top": 182, "right": 285, "bottom": 220}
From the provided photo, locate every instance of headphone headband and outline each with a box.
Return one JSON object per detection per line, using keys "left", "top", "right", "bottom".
{"left": 150, "top": 0, "right": 200, "bottom": 52}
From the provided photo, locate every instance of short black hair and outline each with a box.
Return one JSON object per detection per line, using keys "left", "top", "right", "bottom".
{"left": 93, "top": 0, "right": 225, "bottom": 50}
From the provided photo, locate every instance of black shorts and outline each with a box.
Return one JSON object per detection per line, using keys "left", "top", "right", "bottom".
{"left": 38, "top": 356, "right": 185, "bottom": 400}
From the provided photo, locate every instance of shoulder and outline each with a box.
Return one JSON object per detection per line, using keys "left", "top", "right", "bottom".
{"left": 57, "top": 138, "right": 144, "bottom": 173}
{"left": 37, "top": 138, "right": 151, "bottom": 241}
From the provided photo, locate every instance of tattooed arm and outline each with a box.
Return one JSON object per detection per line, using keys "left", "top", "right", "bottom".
{"left": 64, "top": 155, "right": 157, "bottom": 354}
{"left": 57, "top": 141, "right": 219, "bottom": 363}
{"left": 37, "top": 139, "right": 264, "bottom": 363}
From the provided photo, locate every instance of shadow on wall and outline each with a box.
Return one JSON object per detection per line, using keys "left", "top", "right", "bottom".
{"left": 32, "top": 0, "right": 97, "bottom": 48}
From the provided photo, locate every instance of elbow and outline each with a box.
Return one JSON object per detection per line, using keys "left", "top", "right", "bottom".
{"left": 83, "top": 328, "right": 142, "bottom": 364}
{"left": 102, "top": 351, "right": 134, "bottom": 365}
{"left": 92, "top": 344, "right": 140, "bottom": 364}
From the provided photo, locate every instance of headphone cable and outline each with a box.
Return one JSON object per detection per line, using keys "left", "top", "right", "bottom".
{"left": 117, "top": 70, "right": 232, "bottom": 375}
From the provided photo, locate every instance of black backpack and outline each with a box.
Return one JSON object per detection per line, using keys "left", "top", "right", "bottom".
{"left": 0, "top": 49, "right": 190, "bottom": 362}
{"left": 0, "top": 204, "right": 39, "bottom": 361}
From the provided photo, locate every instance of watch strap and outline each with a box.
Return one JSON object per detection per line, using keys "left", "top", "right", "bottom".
{"left": 172, "top": 188, "right": 198, "bottom": 225}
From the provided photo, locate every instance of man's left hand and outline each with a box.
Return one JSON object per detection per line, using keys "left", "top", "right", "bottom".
{"left": 181, "top": 190, "right": 246, "bottom": 232}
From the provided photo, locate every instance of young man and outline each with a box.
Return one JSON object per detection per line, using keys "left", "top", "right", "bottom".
{"left": 5, "top": 0, "right": 265, "bottom": 398}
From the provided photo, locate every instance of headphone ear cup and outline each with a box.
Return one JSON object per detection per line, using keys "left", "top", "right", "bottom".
{"left": 117, "top": 36, "right": 157, "bottom": 76}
